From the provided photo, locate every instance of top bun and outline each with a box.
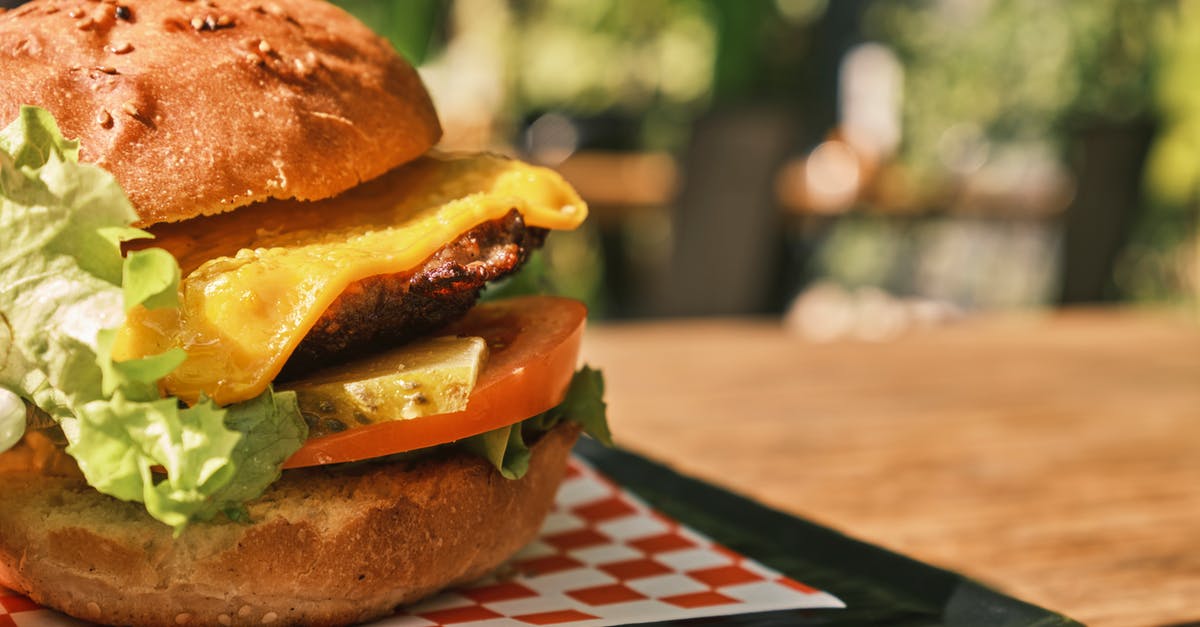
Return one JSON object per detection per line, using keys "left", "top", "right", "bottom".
{"left": 0, "top": 0, "right": 441, "bottom": 226}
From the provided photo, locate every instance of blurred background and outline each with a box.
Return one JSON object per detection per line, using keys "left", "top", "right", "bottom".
{"left": 5, "top": 0, "right": 1197, "bottom": 332}
{"left": 326, "top": 0, "right": 1200, "bottom": 335}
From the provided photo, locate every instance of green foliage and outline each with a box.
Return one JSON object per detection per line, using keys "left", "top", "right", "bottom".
{"left": 513, "top": 0, "right": 717, "bottom": 123}
{"left": 329, "top": 0, "right": 443, "bottom": 64}
{"left": 867, "top": 1, "right": 1162, "bottom": 181}
{"left": 1125, "top": 1, "right": 1200, "bottom": 305}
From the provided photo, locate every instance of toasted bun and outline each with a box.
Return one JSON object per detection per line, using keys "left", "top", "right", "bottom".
{"left": 0, "top": 424, "right": 580, "bottom": 626}
{"left": 0, "top": 0, "right": 441, "bottom": 226}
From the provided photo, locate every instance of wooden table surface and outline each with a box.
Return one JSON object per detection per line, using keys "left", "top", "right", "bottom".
{"left": 581, "top": 309, "right": 1200, "bottom": 627}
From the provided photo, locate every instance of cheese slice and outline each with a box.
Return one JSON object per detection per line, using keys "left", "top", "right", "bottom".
{"left": 114, "top": 153, "right": 587, "bottom": 406}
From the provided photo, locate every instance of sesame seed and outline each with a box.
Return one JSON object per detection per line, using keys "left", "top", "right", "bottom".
{"left": 97, "top": 110, "right": 113, "bottom": 128}
{"left": 261, "top": 612, "right": 278, "bottom": 625}
{"left": 44, "top": 6, "right": 60, "bottom": 14}
{"left": 237, "top": 606, "right": 253, "bottom": 618}
{"left": 121, "top": 101, "right": 140, "bottom": 117}
{"left": 190, "top": 16, "right": 204, "bottom": 29}
{"left": 216, "top": 14, "right": 232, "bottom": 26}
{"left": 114, "top": 5, "right": 130, "bottom": 19}
{"left": 86, "top": 601, "right": 102, "bottom": 617}
{"left": 218, "top": 615, "right": 232, "bottom": 627}
{"left": 95, "top": 65, "right": 117, "bottom": 74}
{"left": 68, "top": 8, "right": 83, "bottom": 18}
{"left": 109, "top": 41, "right": 133, "bottom": 54}
{"left": 76, "top": 17, "right": 95, "bottom": 30}
{"left": 258, "top": 39, "right": 271, "bottom": 53}
{"left": 204, "top": 15, "right": 216, "bottom": 29}
{"left": 175, "top": 613, "right": 192, "bottom": 625}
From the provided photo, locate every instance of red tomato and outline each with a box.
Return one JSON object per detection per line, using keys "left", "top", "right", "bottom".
{"left": 282, "top": 296, "right": 586, "bottom": 468}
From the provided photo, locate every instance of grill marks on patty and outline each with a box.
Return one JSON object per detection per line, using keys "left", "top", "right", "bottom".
{"left": 277, "top": 210, "right": 547, "bottom": 381}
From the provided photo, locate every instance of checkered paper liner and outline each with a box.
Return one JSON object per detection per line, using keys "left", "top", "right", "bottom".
{"left": 0, "top": 458, "right": 842, "bottom": 626}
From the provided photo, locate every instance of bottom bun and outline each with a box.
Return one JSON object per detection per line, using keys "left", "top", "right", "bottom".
{"left": 0, "top": 423, "right": 581, "bottom": 627}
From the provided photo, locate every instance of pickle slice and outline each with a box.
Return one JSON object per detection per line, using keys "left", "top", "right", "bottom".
{"left": 284, "top": 336, "right": 488, "bottom": 440}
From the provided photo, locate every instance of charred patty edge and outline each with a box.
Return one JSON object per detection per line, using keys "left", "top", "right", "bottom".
{"left": 277, "top": 210, "right": 547, "bottom": 381}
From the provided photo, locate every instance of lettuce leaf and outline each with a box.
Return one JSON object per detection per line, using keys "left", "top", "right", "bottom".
{"left": 0, "top": 389, "right": 22, "bottom": 452}
{"left": 550, "top": 366, "right": 612, "bottom": 446}
{"left": 465, "top": 366, "right": 610, "bottom": 479}
{"left": 462, "top": 422, "right": 532, "bottom": 480}
{"left": 215, "top": 389, "right": 306, "bottom": 522}
{"left": 0, "top": 106, "right": 306, "bottom": 533}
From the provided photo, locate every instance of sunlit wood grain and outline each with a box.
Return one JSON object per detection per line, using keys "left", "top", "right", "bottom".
{"left": 583, "top": 310, "right": 1200, "bottom": 627}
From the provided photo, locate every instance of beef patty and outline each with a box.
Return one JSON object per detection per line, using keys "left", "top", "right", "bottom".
{"left": 277, "top": 210, "right": 546, "bottom": 380}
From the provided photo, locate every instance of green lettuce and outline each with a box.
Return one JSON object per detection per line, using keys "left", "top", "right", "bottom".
{"left": 0, "top": 389, "right": 22, "bottom": 452}
{"left": 547, "top": 366, "right": 612, "bottom": 446}
{"left": 462, "top": 422, "right": 532, "bottom": 480}
{"left": 0, "top": 106, "right": 306, "bottom": 533}
{"left": 464, "top": 366, "right": 611, "bottom": 479}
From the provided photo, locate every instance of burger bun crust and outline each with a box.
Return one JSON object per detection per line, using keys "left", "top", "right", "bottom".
{"left": 0, "top": 424, "right": 580, "bottom": 626}
{"left": 0, "top": 0, "right": 441, "bottom": 226}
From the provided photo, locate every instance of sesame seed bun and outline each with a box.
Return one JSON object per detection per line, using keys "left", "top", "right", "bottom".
{"left": 0, "top": 424, "right": 581, "bottom": 627}
{"left": 0, "top": 0, "right": 440, "bottom": 226}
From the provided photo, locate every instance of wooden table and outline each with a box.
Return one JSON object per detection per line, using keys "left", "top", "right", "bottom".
{"left": 581, "top": 309, "right": 1200, "bottom": 627}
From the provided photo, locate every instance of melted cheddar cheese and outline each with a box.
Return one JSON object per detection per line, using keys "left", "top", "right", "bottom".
{"left": 114, "top": 154, "right": 587, "bottom": 406}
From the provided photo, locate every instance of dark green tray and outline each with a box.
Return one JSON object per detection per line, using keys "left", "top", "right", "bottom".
{"left": 574, "top": 439, "right": 1082, "bottom": 627}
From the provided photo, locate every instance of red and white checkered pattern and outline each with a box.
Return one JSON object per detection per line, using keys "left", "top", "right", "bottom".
{"left": 0, "top": 458, "right": 841, "bottom": 626}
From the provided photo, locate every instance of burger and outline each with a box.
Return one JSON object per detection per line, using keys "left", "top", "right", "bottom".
{"left": 0, "top": 0, "right": 609, "bottom": 625}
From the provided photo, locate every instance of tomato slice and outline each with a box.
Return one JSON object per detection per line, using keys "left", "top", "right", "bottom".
{"left": 282, "top": 296, "right": 586, "bottom": 468}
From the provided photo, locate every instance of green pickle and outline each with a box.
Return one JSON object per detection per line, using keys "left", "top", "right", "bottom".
{"left": 284, "top": 336, "right": 488, "bottom": 440}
